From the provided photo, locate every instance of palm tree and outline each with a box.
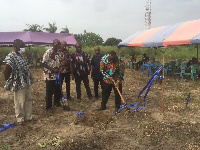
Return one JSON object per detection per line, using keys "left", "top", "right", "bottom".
{"left": 44, "top": 22, "right": 57, "bottom": 33}
{"left": 23, "top": 24, "right": 43, "bottom": 32}
{"left": 60, "top": 25, "right": 69, "bottom": 33}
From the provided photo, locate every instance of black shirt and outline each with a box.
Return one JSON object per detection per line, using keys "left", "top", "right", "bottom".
{"left": 91, "top": 54, "right": 104, "bottom": 79}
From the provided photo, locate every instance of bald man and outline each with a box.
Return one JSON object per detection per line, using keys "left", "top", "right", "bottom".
{"left": 70, "top": 42, "right": 94, "bottom": 102}
{"left": 3, "top": 39, "right": 33, "bottom": 125}
{"left": 91, "top": 46, "right": 104, "bottom": 100}
{"left": 42, "top": 39, "right": 61, "bottom": 112}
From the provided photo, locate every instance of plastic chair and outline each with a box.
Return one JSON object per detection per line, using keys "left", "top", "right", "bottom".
{"left": 164, "top": 61, "right": 176, "bottom": 76}
{"left": 164, "top": 63, "right": 169, "bottom": 76}
{"left": 143, "top": 61, "right": 161, "bottom": 77}
{"left": 143, "top": 63, "right": 153, "bottom": 77}
{"left": 173, "top": 63, "right": 187, "bottom": 79}
{"left": 27, "top": 57, "right": 34, "bottom": 66}
{"left": 183, "top": 64, "right": 199, "bottom": 81}
{"left": 151, "top": 61, "right": 161, "bottom": 74}
{"left": 35, "top": 57, "right": 42, "bottom": 66}
{"left": 175, "top": 59, "right": 183, "bottom": 69}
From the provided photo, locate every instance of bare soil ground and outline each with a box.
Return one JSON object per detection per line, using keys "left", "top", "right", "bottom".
{"left": 0, "top": 67, "right": 200, "bottom": 150}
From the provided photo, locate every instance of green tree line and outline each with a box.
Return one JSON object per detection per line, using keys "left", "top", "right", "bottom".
{"left": 23, "top": 23, "right": 122, "bottom": 47}
{"left": 0, "top": 22, "right": 198, "bottom": 63}
{"left": 0, "top": 45, "right": 199, "bottom": 64}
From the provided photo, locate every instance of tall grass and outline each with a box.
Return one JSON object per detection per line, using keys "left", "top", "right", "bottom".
{"left": 0, "top": 44, "right": 199, "bottom": 62}
{"left": 0, "top": 47, "right": 12, "bottom": 59}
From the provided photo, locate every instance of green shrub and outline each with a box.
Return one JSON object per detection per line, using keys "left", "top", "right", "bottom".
{"left": 0, "top": 44, "right": 199, "bottom": 62}
{"left": 0, "top": 47, "right": 12, "bottom": 59}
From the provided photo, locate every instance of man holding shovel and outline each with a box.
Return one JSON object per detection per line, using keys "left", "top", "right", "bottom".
{"left": 97, "top": 51, "right": 125, "bottom": 112}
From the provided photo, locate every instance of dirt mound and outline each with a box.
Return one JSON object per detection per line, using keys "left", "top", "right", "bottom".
{"left": 74, "top": 112, "right": 113, "bottom": 128}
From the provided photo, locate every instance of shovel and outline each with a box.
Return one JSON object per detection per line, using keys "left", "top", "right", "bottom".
{"left": 110, "top": 78, "right": 127, "bottom": 114}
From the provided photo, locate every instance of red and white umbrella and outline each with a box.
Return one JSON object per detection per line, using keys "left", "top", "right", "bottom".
{"left": 119, "top": 19, "right": 200, "bottom": 113}
{"left": 119, "top": 19, "right": 200, "bottom": 47}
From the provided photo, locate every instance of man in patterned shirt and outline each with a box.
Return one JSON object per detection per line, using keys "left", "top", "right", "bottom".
{"left": 3, "top": 39, "right": 33, "bottom": 125}
{"left": 97, "top": 51, "right": 125, "bottom": 112}
{"left": 58, "top": 41, "right": 73, "bottom": 100}
{"left": 70, "top": 42, "right": 94, "bottom": 102}
{"left": 42, "top": 39, "right": 61, "bottom": 111}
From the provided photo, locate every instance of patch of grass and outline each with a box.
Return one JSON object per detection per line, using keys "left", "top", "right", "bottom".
{"left": 0, "top": 144, "right": 10, "bottom": 150}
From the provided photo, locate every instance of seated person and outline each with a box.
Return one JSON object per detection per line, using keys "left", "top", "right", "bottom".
{"left": 186, "top": 57, "right": 199, "bottom": 72}
{"left": 130, "top": 55, "right": 136, "bottom": 63}
{"left": 136, "top": 53, "right": 149, "bottom": 70}
{"left": 129, "top": 55, "right": 136, "bottom": 69}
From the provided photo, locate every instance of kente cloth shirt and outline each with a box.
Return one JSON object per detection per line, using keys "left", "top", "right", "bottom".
{"left": 4, "top": 52, "right": 33, "bottom": 92}
{"left": 58, "top": 49, "right": 71, "bottom": 73}
{"left": 100, "top": 54, "right": 125, "bottom": 84}
{"left": 42, "top": 48, "right": 60, "bottom": 80}
{"left": 91, "top": 54, "right": 104, "bottom": 79}
{"left": 70, "top": 50, "right": 90, "bottom": 76}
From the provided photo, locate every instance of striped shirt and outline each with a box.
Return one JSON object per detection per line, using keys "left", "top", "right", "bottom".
{"left": 4, "top": 52, "right": 33, "bottom": 91}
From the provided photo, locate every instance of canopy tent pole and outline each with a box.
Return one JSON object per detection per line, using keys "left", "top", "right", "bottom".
{"left": 197, "top": 44, "right": 199, "bottom": 60}
{"left": 161, "top": 47, "right": 166, "bottom": 113}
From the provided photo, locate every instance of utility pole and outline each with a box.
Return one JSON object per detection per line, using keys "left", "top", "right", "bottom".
{"left": 145, "top": 0, "right": 151, "bottom": 29}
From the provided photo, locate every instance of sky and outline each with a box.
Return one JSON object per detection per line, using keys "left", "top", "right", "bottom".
{"left": 0, "top": 0, "right": 200, "bottom": 41}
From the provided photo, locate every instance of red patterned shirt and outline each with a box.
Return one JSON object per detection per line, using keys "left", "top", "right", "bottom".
{"left": 70, "top": 50, "right": 90, "bottom": 76}
{"left": 58, "top": 49, "right": 71, "bottom": 73}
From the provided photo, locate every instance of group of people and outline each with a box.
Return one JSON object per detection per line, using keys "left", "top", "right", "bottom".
{"left": 2, "top": 39, "right": 125, "bottom": 125}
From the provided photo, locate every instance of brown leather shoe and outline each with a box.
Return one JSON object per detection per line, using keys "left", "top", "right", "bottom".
{"left": 77, "top": 99, "right": 81, "bottom": 103}
{"left": 89, "top": 97, "right": 95, "bottom": 102}
{"left": 17, "top": 121, "right": 25, "bottom": 126}
{"left": 96, "top": 107, "right": 106, "bottom": 111}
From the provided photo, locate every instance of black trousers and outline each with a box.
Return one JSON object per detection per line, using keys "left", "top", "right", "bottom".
{"left": 101, "top": 81, "right": 122, "bottom": 109}
{"left": 60, "top": 73, "right": 71, "bottom": 99}
{"left": 136, "top": 61, "right": 143, "bottom": 69}
{"left": 93, "top": 78, "right": 103, "bottom": 98}
{"left": 45, "top": 80, "right": 61, "bottom": 110}
{"left": 75, "top": 75, "right": 92, "bottom": 99}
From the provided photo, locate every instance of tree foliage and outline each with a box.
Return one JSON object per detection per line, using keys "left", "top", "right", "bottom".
{"left": 44, "top": 22, "right": 57, "bottom": 33}
{"left": 74, "top": 30, "right": 103, "bottom": 47}
{"left": 60, "top": 25, "right": 69, "bottom": 33}
{"left": 104, "top": 37, "right": 122, "bottom": 46}
{"left": 23, "top": 24, "right": 43, "bottom": 32}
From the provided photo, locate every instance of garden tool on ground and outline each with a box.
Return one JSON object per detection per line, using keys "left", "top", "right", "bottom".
{"left": 56, "top": 74, "right": 70, "bottom": 110}
{"left": 185, "top": 92, "right": 191, "bottom": 108}
{"left": 110, "top": 78, "right": 127, "bottom": 114}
